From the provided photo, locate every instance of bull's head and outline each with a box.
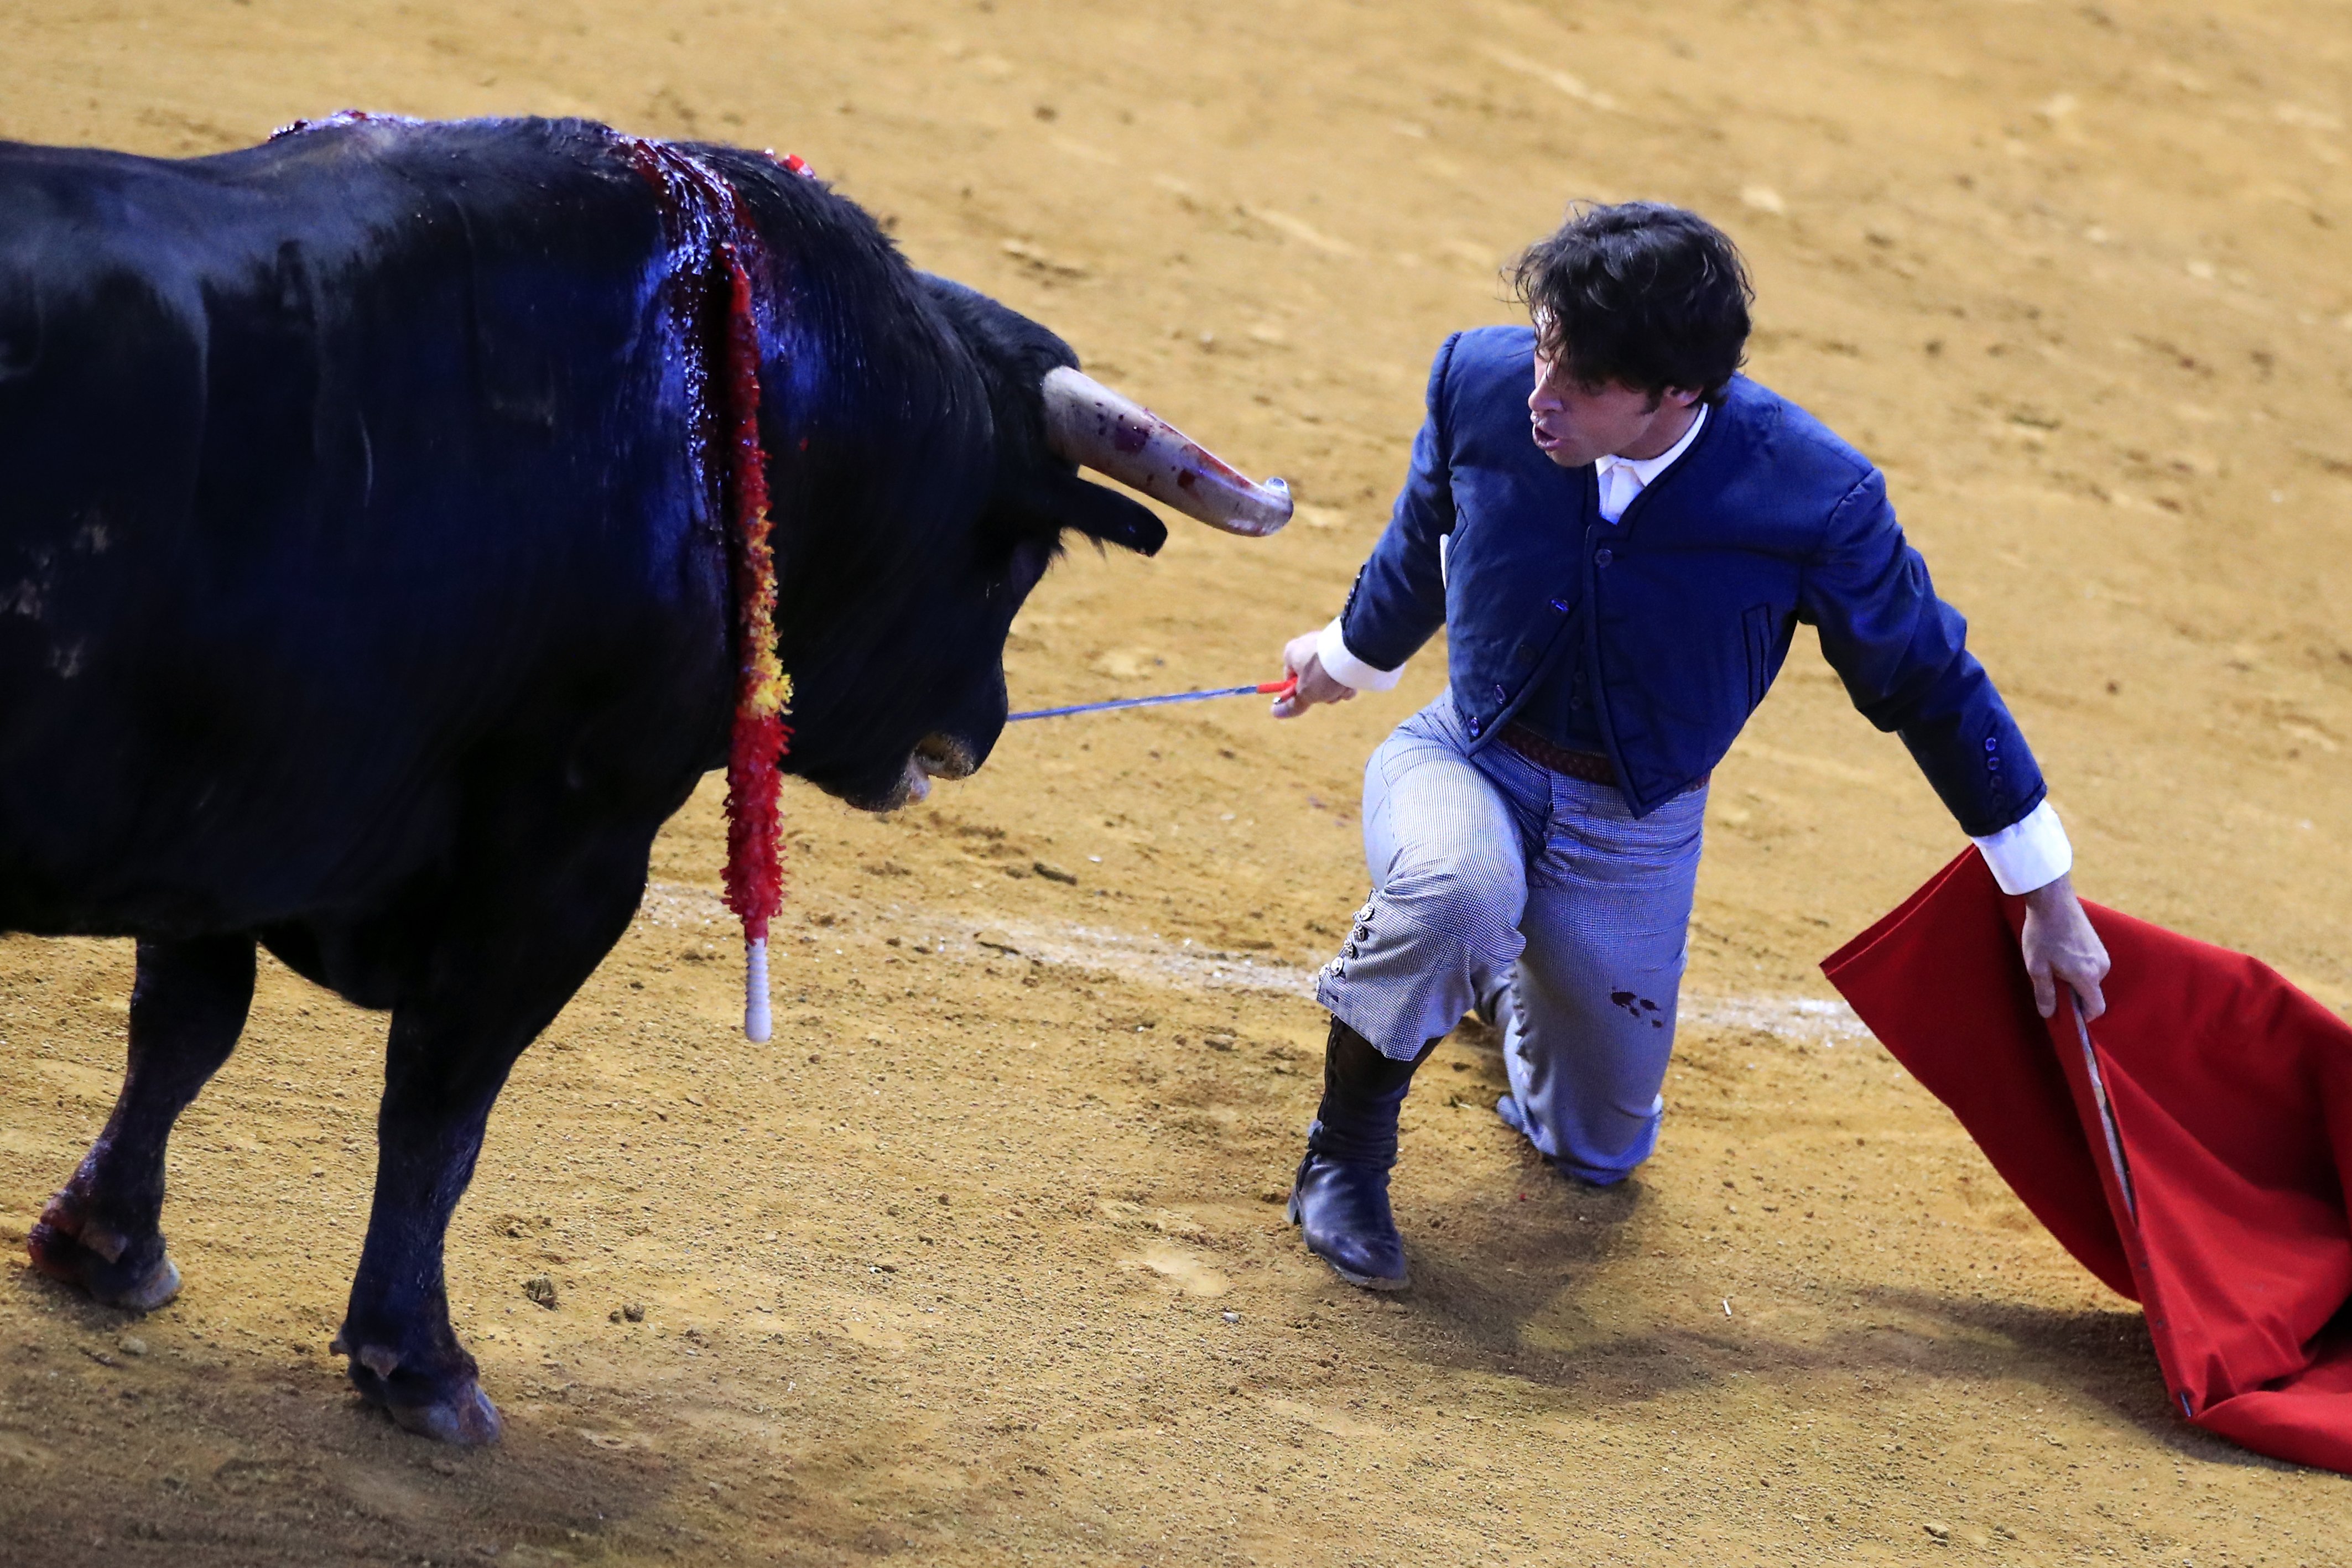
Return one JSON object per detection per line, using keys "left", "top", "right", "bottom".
{"left": 780, "top": 274, "right": 1289, "bottom": 811}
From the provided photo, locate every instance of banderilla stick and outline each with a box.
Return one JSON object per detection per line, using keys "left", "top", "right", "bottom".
{"left": 1008, "top": 676, "right": 1298, "bottom": 722}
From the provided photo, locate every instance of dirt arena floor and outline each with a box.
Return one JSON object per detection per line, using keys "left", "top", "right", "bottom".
{"left": 6, "top": 0, "right": 2352, "bottom": 1561}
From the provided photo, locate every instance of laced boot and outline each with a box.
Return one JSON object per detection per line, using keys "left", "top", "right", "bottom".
{"left": 1286, "top": 1017, "right": 1436, "bottom": 1290}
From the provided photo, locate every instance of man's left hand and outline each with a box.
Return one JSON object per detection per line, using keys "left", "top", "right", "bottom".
{"left": 2021, "top": 872, "right": 2111, "bottom": 1021}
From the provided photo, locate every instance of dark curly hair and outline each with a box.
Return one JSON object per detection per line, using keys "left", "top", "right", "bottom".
{"left": 1508, "top": 202, "right": 1754, "bottom": 406}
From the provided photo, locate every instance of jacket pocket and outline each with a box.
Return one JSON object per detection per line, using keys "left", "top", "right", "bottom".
{"left": 1742, "top": 603, "right": 1778, "bottom": 710}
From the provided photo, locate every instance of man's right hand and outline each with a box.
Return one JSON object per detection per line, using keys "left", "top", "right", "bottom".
{"left": 1272, "top": 631, "right": 1358, "bottom": 718}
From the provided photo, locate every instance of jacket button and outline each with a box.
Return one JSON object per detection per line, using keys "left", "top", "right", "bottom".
{"left": 1491, "top": 683, "right": 1508, "bottom": 701}
{"left": 1595, "top": 548, "right": 1614, "bottom": 567}
{"left": 1466, "top": 716, "right": 1482, "bottom": 738}
{"left": 1549, "top": 597, "right": 1571, "bottom": 613}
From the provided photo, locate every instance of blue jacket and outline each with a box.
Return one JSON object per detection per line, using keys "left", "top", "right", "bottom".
{"left": 1340, "top": 326, "right": 2046, "bottom": 835}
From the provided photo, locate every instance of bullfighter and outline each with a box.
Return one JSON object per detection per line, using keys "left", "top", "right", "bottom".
{"left": 1273, "top": 201, "right": 2114, "bottom": 1290}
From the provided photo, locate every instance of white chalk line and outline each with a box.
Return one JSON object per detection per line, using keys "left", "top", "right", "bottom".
{"left": 637, "top": 882, "right": 1872, "bottom": 1045}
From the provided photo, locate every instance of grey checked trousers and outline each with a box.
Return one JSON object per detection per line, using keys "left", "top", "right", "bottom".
{"left": 1315, "top": 695, "right": 1708, "bottom": 1184}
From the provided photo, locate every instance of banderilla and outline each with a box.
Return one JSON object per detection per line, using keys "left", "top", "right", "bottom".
{"left": 1007, "top": 676, "right": 1298, "bottom": 722}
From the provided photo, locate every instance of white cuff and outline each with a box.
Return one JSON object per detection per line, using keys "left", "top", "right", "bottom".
{"left": 1970, "top": 799, "right": 2073, "bottom": 895}
{"left": 1314, "top": 617, "right": 1404, "bottom": 692}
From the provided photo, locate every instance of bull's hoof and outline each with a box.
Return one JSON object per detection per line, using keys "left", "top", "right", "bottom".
{"left": 388, "top": 1383, "right": 503, "bottom": 1446}
{"left": 27, "top": 1210, "right": 183, "bottom": 1312}
{"left": 337, "top": 1338, "right": 504, "bottom": 1446}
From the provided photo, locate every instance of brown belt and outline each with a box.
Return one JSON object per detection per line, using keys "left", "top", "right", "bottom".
{"left": 1498, "top": 723, "right": 1617, "bottom": 785}
{"left": 1498, "top": 722, "right": 1711, "bottom": 793}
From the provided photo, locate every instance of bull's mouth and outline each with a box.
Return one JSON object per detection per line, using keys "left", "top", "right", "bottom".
{"left": 837, "top": 733, "right": 978, "bottom": 812}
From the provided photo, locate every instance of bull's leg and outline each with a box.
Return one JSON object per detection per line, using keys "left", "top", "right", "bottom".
{"left": 331, "top": 823, "right": 657, "bottom": 1445}
{"left": 29, "top": 934, "right": 256, "bottom": 1311}
{"left": 331, "top": 1006, "right": 532, "bottom": 1445}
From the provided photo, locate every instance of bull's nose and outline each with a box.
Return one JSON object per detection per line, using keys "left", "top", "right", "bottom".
{"left": 913, "top": 734, "right": 977, "bottom": 780}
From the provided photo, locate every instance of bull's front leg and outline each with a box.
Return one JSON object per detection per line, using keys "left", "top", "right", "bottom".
{"left": 30, "top": 934, "right": 256, "bottom": 1311}
{"left": 331, "top": 1003, "right": 530, "bottom": 1445}
{"left": 331, "top": 817, "right": 658, "bottom": 1446}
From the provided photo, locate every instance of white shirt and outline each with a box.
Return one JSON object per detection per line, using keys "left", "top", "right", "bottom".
{"left": 1596, "top": 403, "right": 1706, "bottom": 522}
{"left": 1311, "top": 403, "right": 2072, "bottom": 894}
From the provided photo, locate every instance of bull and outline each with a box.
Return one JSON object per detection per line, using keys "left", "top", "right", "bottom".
{"left": 0, "top": 114, "right": 1289, "bottom": 1442}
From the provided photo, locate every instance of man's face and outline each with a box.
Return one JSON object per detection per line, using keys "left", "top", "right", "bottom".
{"left": 1527, "top": 346, "right": 1700, "bottom": 468}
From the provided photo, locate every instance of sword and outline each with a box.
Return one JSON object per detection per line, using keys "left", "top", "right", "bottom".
{"left": 1007, "top": 676, "right": 1297, "bottom": 722}
{"left": 2072, "top": 989, "right": 2138, "bottom": 1224}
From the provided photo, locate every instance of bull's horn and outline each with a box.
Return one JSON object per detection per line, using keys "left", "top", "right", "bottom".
{"left": 1040, "top": 366, "right": 1292, "bottom": 537}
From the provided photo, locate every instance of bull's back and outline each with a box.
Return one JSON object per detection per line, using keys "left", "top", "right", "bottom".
{"left": 0, "top": 121, "right": 731, "bottom": 936}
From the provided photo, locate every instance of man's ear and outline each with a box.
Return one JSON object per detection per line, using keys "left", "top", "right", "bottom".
{"left": 1020, "top": 468, "right": 1168, "bottom": 557}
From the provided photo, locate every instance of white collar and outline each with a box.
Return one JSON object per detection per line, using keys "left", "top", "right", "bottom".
{"left": 1596, "top": 403, "right": 1707, "bottom": 486}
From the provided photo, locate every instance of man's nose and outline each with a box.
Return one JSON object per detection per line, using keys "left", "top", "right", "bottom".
{"left": 1529, "top": 376, "right": 1560, "bottom": 415}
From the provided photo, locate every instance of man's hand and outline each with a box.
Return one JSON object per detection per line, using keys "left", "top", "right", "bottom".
{"left": 2021, "top": 872, "right": 2111, "bottom": 1021}
{"left": 1271, "top": 631, "right": 1357, "bottom": 718}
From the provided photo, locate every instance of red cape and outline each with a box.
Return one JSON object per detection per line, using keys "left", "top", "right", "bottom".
{"left": 1822, "top": 848, "right": 2352, "bottom": 1473}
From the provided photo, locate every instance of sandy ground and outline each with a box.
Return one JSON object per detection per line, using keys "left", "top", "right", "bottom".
{"left": 5, "top": 0, "right": 2352, "bottom": 1562}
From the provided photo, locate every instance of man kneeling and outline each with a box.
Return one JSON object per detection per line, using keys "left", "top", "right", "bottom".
{"left": 1272, "top": 201, "right": 2111, "bottom": 1290}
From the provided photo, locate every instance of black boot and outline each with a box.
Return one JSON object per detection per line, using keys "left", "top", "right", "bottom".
{"left": 1287, "top": 1017, "right": 1436, "bottom": 1290}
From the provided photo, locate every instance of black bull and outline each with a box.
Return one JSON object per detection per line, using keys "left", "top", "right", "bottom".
{"left": 0, "top": 116, "right": 1275, "bottom": 1443}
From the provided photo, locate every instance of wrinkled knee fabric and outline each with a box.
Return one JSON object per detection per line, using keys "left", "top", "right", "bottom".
{"left": 1317, "top": 698, "right": 1531, "bottom": 1062}
{"left": 1319, "top": 695, "right": 1707, "bottom": 1176}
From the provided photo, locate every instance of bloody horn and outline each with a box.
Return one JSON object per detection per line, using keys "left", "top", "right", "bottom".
{"left": 1039, "top": 366, "right": 1293, "bottom": 537}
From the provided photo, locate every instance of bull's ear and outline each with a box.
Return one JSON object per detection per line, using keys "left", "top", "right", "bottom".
{"left": 1030, "top": 470, "right": 1168, "bottom": 557}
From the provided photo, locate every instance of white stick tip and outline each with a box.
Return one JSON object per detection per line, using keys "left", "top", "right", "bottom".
{"left": 743, "top": 937, "right": 772, "bottom": 1043}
